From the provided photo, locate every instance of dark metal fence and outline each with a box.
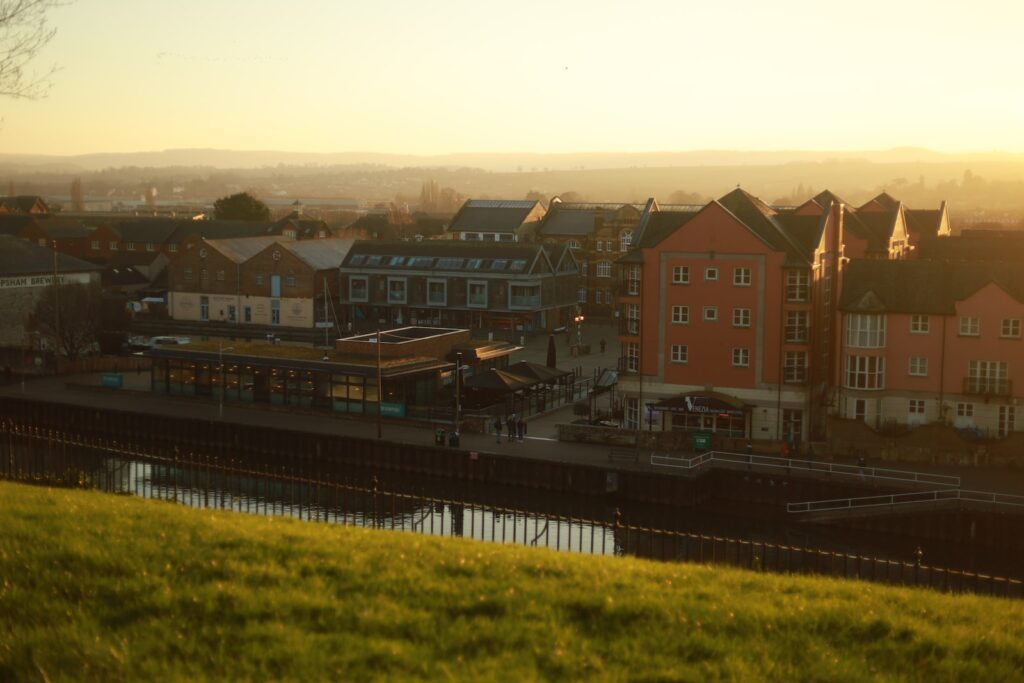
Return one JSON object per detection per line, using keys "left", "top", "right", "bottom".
{"left": 2, "top": 419, "right": 1021, "bottom": 600}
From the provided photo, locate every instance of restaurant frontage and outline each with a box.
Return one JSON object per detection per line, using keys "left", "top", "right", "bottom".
{"left": 648, "top": 392, "right": 750, "bottom": 438}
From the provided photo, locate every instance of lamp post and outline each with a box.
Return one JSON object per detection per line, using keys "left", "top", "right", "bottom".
{"left": 454, "top": 351, "right": 463, "bottom": 439}
{"left": 218, "top": 342, "right": 234, "bottom": 419}
{"left": 573, "top": 311, "right": 585, "bottom": 347}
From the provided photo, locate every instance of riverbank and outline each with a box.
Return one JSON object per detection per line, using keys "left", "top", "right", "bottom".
{"left": 2, "top": 481, "right": 1022, "bottom": 681}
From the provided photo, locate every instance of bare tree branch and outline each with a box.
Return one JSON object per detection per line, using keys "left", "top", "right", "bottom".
{"left": 0, "top": 0, "right": 64, "bottom": 99}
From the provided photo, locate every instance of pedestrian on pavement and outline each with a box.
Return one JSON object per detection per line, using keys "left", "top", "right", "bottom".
{"left": 508, "top": 413, "right": 518, "bottom": 443}
{"left": 745, "top": 442, "right": 753, "bottom": 456}
{"left": 858, "top": 454, "right": 867, "bottom": 480}
{"left": 517, "top": 418, "right": 526, "bottom": 442}
{"left": 494, "top": 415, "right": 502, "bottom": 444}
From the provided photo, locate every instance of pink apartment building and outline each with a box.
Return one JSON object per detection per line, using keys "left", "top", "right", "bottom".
{"left": 837, "top": 260, "right": 1024, "bottom": 438}
{"left": 617, "top": 189, "right": 951, "bottom": 445}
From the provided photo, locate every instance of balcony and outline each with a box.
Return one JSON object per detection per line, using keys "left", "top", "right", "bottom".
{"left": 963, "top": 378, "right": 1012, "bottom": 397}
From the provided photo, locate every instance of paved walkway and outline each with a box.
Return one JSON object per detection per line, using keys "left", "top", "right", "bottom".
{"left": 4, "top": 362, "right": 1024, "bottom": 495}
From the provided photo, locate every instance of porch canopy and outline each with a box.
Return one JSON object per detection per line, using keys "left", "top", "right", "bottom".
{"left": 650, "top": 391, "right": 747, "bottom": 417}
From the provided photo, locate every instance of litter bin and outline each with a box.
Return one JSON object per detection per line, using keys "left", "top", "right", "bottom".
{"left": 434, "top": 428, "right": 446, "bottom": 446}
{"left": 448, "top": 431, "right": 460, "bottom": 448}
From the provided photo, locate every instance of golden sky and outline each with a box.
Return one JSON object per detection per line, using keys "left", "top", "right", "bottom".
{"left": 3, "top": 0, "right": 1023, "bottom": 156}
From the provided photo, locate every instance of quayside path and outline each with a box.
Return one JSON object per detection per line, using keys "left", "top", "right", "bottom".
{"left": 4, "top": 373, "right": 1024, "bottom": 496}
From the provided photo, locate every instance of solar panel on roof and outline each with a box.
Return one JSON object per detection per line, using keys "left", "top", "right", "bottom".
{"left": 510, "top": 259, "right": 527, "bottom": 271}
{"left": 366, "top": 255, "right": 382, "bottom": 265}
{"left": 491, "top": 259, "right": 508, "bottom": 270}
{"left": 389, "top": 256, "right": 406, "bottom": 266}
{"left": 436, "top": 257, "right": 464, "bottom": 269}
{"left": 349, "top": 255, "right": 365, "bottom": 265}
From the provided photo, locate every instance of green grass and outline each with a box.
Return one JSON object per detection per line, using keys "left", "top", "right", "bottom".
{"left": 1, "top": 482, "right": 1022, "bottom": 682}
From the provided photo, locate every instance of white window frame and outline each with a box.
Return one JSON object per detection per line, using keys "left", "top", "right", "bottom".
{"left": 1001, "top": 318, "right": 1021, "bottom": 339}
{"left": 671, "top": 344, "right": 688, "bottom": 364}
{"left": 959, "top": 316, "right": 980, "bottom": 336}
{"left": 626, "top": 342, "right": 639, "bottom": 372}
{"left": 784, "top": 351, "right": 807, "bottom": 383}
{"left": 349, "top": 275, "right": 368, "bottom": 303}
{"left": 626, "top": 265, "right": 641, "bottom": 295}
{"left": 731, "top": 347, "right": 749, "bottom": 367}
{"left": 732, "top": 308, "right": 751, "bottom": 328}
{"left": 467, "top": 280, "right": 488, "bottom": 308}
{"left": 957, "top": 403, "right": 973, "bottom": 417}
{"left": 704, "top": 266, "right": 719, "bottom": 282}
{"left": 577, "top": 287, "right": 587, "bottom": 303}
{"left": 910, "top": 314, "right": 930, "bottom": 334}
{"left": 846, "top": 314, "right": 887, "bottom": 348}
{"left": 786, "top": 270, "right": 809, "bottom": 302}
{"left": 702, "top": 306, "right": 718, "bottom": 322}
{"left": 596, "top": 261, "right": 612, "bottom": 278}
{"left": 909, "top": 399, "right": 926, "bottom": 415}
{"left": 786, "top": 310, "right": 808, "bottom": 343}
{"left": 733, "top": 267, "right": 751, "bottom": 287}
{"left": 109, "top": 241, "right": 119, "bottom": 251}
{"left": 619, "top": 230, "right": 633, "bottom": 252}
{"left": 908, "top": 356, "right": 928, "bottom": 377}
{"left": 387, "top": 276, "right": 408, "bottom": 304}
{"left": 91, "top": 240, "right": 99, "bottom": 250}
{"left": 671, "top": 305, "right": 689, "bottom": 325}
{"left": 999, "top": 406, "right": 1016, "bottom": 437}
{"left": 426, "top": 278, "right": 447, "bottom": 307}
{"left": 845, "top": 355, "right": 885, "bottom": 390}
{"left": 671, "top": 266, "right": 690, "bottom": 285}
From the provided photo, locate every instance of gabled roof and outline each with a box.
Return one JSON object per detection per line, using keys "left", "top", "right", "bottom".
{"left": 0, "top": 235, "right": 101, "bottom": 277}
{"left": 168, "top": 219, "right": 278, "bottom": 244}
{"left": 0, "top": 196, "right": 49, "bottom": 214}
{"left": 715, "top": 188, "right": 811, "bottom": 265}
{"left": 904, "top": 209, "right": 942, "bottom": 238}
{"left": 839, "top": 259, "right": 1024, "bottom": 314}
{"left": 201, "top": 236, "right": 281, "bottom": 263}
{"left": 447, "top": 199, "right": 542, "bottom": 234}
{"left": 854, "top": 210, "right": 900, "bottom": 251}
{"left": 812, "top": 190, "right": 849, "bottom": 209}
{"left": 632, "top": 209, "right": 700, "bottom": 250}
{"left": 281, "top": 238, "right": 355, "bottom": 270}
{"left": 860, "top": 192, "right": 900, "bottom": 212}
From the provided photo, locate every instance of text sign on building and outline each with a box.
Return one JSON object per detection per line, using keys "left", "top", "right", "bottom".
{"left": 0, "top": 273, "right": 92, "bottom": 290}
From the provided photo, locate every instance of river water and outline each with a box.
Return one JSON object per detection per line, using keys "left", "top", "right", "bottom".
{"left": 6, "top": 437, "right": 1020, "bottom": 579}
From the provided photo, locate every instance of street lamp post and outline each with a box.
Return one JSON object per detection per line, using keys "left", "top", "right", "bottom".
{"left": 218, "top": 342, "right": 234, "bottom": 419}
{"left": 574, "top": 311, "right": 585, "bottom": 348}
{"left": 454, "top": 351, "right": 463, "bottom": 439}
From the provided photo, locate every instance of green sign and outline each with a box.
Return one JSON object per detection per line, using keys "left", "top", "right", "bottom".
{"left": 692, "top": 431, "right": 713, "bottom": 451}
{"left": 380, "top": 402, "right": 406, "bottom": 418}
{"left": 100, "top": 373, "right": 123, "bottom": 389}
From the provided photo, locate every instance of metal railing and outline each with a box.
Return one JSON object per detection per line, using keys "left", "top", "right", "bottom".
{"left": 1, "top": 420, "right": 1020, "bottom": 599}
{"left": 651, "top": 450, "right": 961, "bottom": 488}
{"left": 788, "top": 489, "right": 1024, "bottom": 515}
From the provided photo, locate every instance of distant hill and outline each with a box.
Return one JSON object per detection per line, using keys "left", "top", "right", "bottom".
{"left": 3, "top": 147, "right": 1024, "bottom": 173}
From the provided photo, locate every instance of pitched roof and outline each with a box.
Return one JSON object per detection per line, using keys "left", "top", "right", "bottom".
{"left": 202, "top": 236, "right": 281, "bottom": 263}
{"left": 538, "top": 207, "right": 596, "bottom": 236}
{"left": 281, "top": 238, "right": 355, "bottom": 270}
{"left": 168, "top": 219, "right": 278, "bottom": 244}
{"left": 853, "top": 210, "right": 899, "bottom": 251}
{"left": 839, "top": 259, "right": 1024, "bottom": 314}
{"left": 904, "top": 209, "right": 942, "bottom": 238}
{"left": 447, "top": 199, "right": 542, "bottom": 234}
{"left": 0, "top": 196, "right": 49, "bottom": 213}
{"left": 0, "top": 235, "right": 101, "bottom": 277}
{"left": 104, "top": 218, "right": 182, "bottom": 243}
{"left": 341, "top": 240, "right": 549, "bottom": 274}
{"left": 860, "top": 192, "right": 900, "bottom": 211}
{"left": 812, "top": 190, "right": 849, "bottom": 209}
{"left": 634, "top": 209, "right": 700, "bottom": 249}
{"left": 715, "top": 188, "right": 811, "bottom": 264}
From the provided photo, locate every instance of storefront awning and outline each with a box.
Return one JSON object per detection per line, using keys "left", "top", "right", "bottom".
{"left": 650, "top": 392, "right": 747, "bottom": 417}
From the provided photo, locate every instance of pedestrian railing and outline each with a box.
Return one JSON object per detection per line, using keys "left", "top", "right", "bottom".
{"left": 651, "top": 450, "right": 961, "bottom": 488}
{"left": 788, "top": 489, "right": 1024, "bottom": 515}
{"left": 2, "top": 420, "right": 1020, "bottom": 599}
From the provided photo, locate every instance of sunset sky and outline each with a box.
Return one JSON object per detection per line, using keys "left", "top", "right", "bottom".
{"left": 3, "top": 0, "right": 1023, "bottom": 156}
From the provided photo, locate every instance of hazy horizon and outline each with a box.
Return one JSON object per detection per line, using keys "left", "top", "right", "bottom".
{"left": 2, "top": 0, "right": 1023, "bottom": 157}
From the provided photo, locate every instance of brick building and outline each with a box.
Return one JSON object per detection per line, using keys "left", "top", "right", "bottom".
{"left": 338, "top": 241, "right": 580, "bottom": 334}
{"left": 616, "top": 189, "right": 953, "bottom": 445}
{"left": 445, "top": 199, "right": 546, "bottom": 242}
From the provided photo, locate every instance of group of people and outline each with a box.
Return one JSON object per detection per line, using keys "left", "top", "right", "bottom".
{"left": 494, "top": 413, "right": 527, "bottom": 443}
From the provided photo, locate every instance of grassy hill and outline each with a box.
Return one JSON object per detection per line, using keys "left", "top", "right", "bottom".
{"left": 1, "top": 481, "right": 1022, "bottom": 682}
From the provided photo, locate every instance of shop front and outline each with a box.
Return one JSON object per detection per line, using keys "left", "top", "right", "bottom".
{"left": 650, "top": 392, "right": 750, "bottom": 438}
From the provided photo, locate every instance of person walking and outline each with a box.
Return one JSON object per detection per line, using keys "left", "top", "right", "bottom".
{"left": 494, "top": 415, "right": 502, "bottom": 444}
{"left": 507, "top": 413, "right": 518, "bottom": 444}
{"left": 517, "top": 418, "right": 526, "bottom": 442}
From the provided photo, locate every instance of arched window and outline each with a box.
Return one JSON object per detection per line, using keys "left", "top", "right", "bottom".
{"left": 620, "top": 230, "right": 633, "bottom": 252}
